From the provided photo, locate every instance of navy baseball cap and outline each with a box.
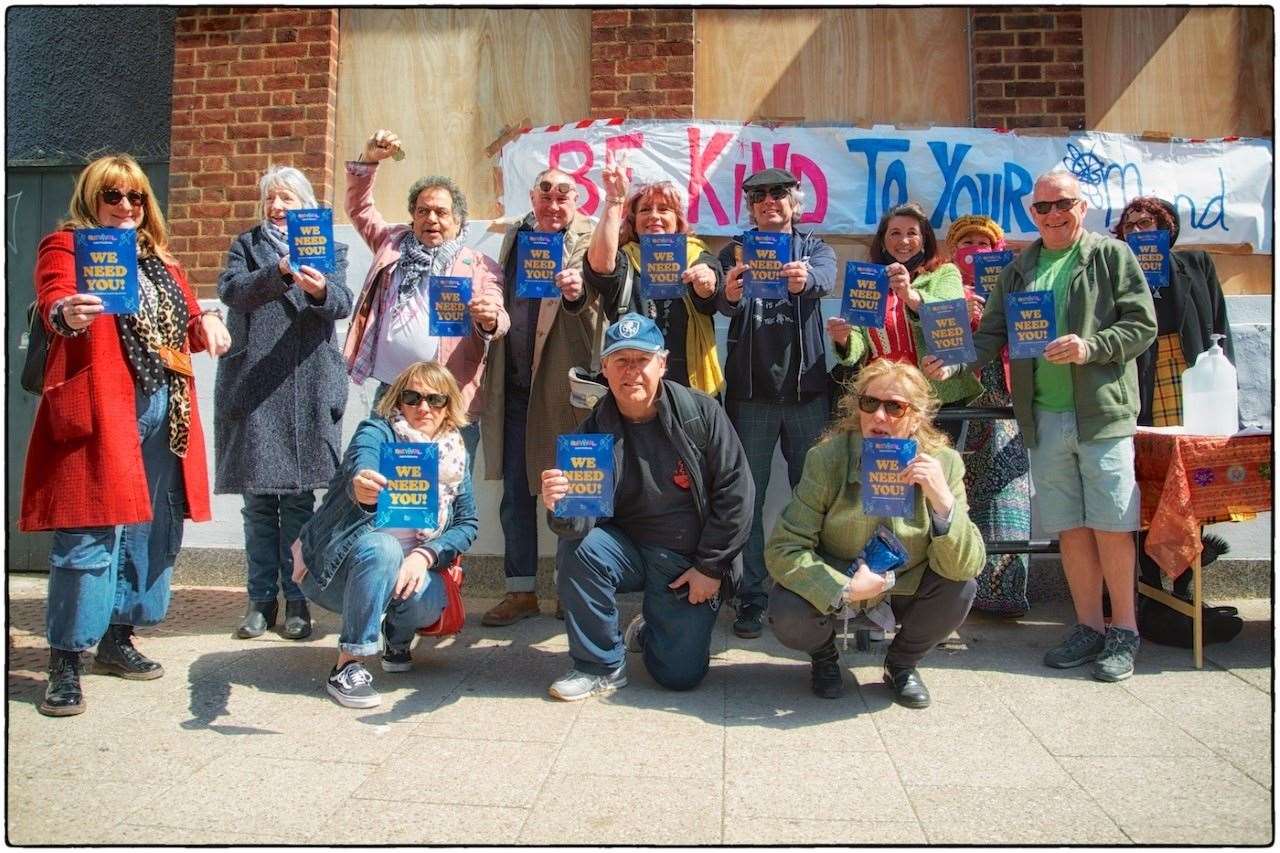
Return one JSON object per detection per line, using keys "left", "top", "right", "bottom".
{"left": 601, "top": 312, "right": 665, "bottom": 358}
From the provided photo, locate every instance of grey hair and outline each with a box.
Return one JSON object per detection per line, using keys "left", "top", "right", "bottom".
{"left": 259, "top": 165, "right": 317, "bottom": 218}
{"left": 1034, "top": 169, "right": 1081, "bottom": 192}
{"left": 532, "top": 166, "right": 576, "bottom": 189}
{"left": 746, "top": 184, "right": 805, "bottom": 225}
{"left": 407, "top": 175, "right": 468, "bottom": 231}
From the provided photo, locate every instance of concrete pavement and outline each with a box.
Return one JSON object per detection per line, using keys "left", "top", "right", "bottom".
{"left": 6, "top": 575, "right": 1273, "bottom": 845}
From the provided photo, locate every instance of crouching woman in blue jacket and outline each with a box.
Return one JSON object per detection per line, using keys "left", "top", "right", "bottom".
{"left": 291, "top": 361, "right": 478, "bottom": 708}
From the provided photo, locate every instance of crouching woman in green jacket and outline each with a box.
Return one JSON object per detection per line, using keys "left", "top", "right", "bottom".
{"left": 765, "top": 359, "right": 985, "bottom": 709}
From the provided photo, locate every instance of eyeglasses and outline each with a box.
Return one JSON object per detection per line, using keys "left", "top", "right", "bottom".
{"left": 1124, "top": 215, "right": 1157, "bottom": 232}
{"left": 857, "top": 394, "right": 912, "bottom": 418}
{"left": 399, "top": 389, "right": 449, "bottom": 409}
{"left": 101, "top": 188, "right": 146, "bottom": 207}
{"left": 746, "top": 186, "right": 792, "bottom": 204}
{"left": 538, "top": 180, "right": 574, "bottom": 195}
{"left": 1030, "top": 198, "right": 1080, "bottom": 215}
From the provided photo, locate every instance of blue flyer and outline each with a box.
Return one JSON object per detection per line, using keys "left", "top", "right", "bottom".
{"left": 742, "top": 230, "right": 790, "bottom": 300}
{"left": 375, "top": 442, "right": 439, "bottom": 529}
{"left": 74, "top": 228, "right": 139, "bottom": 314}
{"left": 972, "top": 249, "right": 1014, "bottom": 300}
{"left": 861, "top": 437, "right": 918, "bottom": 518}
{"left": 285, "top": 208, "right": 335, "bottom": 274}
{"left": 516, "top": 231, "right": 563, "bottom": 298}
{"left": 1126, "top": 230, "right": 1171, "bottom": 290}
{"left": 840, "top": 261, "right": 889, "bottom": 328}
{"left": 919, "top": 299, "right": 976, "bottom": 366}
{"left": 554, "top": 433, "right": 615, "bottom": 518}
{"left": 428, "top": 276, "right": 473, "bottom": 337}
{"left": 1006, "top": 290, "right": 1057, "bottom": 359}
{"left": 639, "top": 233, "right": 687, "bottom": 300}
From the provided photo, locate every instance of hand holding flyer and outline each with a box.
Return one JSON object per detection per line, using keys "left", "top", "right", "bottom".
{"left": 742, "top": 231, "right": 790, "bottom": 301}
{"left": 971, "top": 250, "right": 1014, "bottom": 299}
{"left": 428, "top": 276, "right": 473, "bottom": 336}
{"left": 919, "top": 299, "right": 976, "bottom": 366}
{"left": 375, "top": 443, "right": 439, "bottom": 529}
{"left": 1006, "top": 290, "right": 1057, "bottom": 359}
{"left": 840, "top": 261, "right": 889, "bottom": 328}
{"left": 861, "top": 437, "right": 918, "bottom": 517}
{"left": 639, "top": 233, "right": 687, "bottom": 300}
{"left": 553, "top": 434, "right": 615, "bottom": 518}
{"left": 516, "top": 231, "right": 564, "bottom": 298}
{"left": 74, "top": 228, "right": 139, "bottom": 315}
{"left": 286, "top": 208, "right": 335, "bottom": 274}
{"left": 1126, "top": 230, "right": 1170, "bottom": 291}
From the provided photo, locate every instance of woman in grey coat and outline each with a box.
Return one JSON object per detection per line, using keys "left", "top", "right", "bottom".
{"left": 215, "top": 166, "right": 353, "bottom": 640}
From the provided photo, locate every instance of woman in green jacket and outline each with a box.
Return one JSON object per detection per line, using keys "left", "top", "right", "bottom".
{"left": 765, "top": 359, "right": 985, "bottom": 708}
{"left": 826, "top": 202, "right": 981, "bottom": 441}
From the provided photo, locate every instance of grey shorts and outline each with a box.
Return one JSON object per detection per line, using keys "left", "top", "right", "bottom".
{"left": 1027, "top": 409, "right": 1140, "bottom": 534}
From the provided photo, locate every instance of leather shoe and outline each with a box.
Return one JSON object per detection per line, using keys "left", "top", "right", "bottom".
{"left": 94, "top": 624, "right": 164, "bottom": 680}
{"left": 236, "top": 600, "right": 278, "bottom": 639}
{"left": 481, "top": 592, "right": 540, "bottom": 627}
{"left": 39, "top": 649, "right": 85, "bottom": 717}
{"left": 282, "top": 599, "right": 312, "bottom": 640}
{"left": 883, "top": 663, "right": 930, "bottom": 709}
{"left": 809, "top": 641, "right": 845, "bottom": 699}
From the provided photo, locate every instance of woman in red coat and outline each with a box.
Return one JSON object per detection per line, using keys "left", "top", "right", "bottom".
{"left": 20, "top": 154, "right": 231, "bottom": 716}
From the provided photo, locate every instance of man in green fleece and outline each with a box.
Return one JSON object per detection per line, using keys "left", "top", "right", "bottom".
{"left": 925, "top": 171, "right": 1156, "bottom": 682}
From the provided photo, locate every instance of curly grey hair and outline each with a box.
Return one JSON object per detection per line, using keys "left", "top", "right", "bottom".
{"left": 745, "top": 184, "right": 805, "bottom": 226}
{"left": 407, "top": 175, "right": 468, "bottom": 231}
{"left": 258, "top": 165, "right": 318, "bottom": 218}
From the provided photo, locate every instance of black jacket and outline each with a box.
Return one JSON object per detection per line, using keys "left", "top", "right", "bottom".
{"left": 1136, "top": 249, "right": 1234, "bottom": 426}
{"left": 547, "top": 380, "right": 753, "bottom": 579}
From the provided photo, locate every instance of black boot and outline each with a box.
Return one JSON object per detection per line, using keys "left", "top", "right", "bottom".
{"left": 282, "top": 599, "right": 312, "bottom": 640}
{"left": 236, "top": 599, "right": 278, "bottom": 639}
{"left": 94, "top": 624, "right": 164, "bottom": 680}
{"left": 39, "top": 649, "right": 85, "bottom": 717}
{"left": 809, "top": 640, "right": 845, "bottom": 699}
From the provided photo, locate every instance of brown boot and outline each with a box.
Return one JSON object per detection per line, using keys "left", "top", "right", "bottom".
{"left": 481, "top": 592, "right": 540, "bottom": 627}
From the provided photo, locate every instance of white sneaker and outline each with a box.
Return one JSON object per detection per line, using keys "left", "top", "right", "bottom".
{"left": 547, "top": 665, "right": 627, "bottom": 701}
{"left": 623, "top": 614, "right": 646, "bottom": 654}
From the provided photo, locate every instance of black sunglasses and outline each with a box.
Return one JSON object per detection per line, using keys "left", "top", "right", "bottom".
{"left": 746, "top": 186, "right": 792, "bottom": 204}
{"left": 1030, "top": 198, "right": 1080, "bottom": 215}
{"left": 101, "top": 188, "right": 147, "bottom": 207}
{"left": 538, "top": 180, "right": 574, "bottom": 195}
{"left": 857, "top": 394, "right": 912, "bottom": 418}
{"left": 399, "top": 389, "right": 449, "bottom": 409}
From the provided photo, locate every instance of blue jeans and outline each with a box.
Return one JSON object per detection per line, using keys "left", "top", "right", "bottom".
{"left": 373, "top": 381, "right": 480, "bottom": 477}
{"left": 499, "top": 386, "right": 539, "bottom": 592}
{"left": 726, "top": 395, "right": 830, "bottom": 610}
{"left": 299, "top": 531, "right": 446, "bottom": 657}
{"left": 557, "top": 525, "right": 719, "bottom": 691}
{"left": 242, "top": 491, "right": 315, "bottom": 602}
{"left": 46, "top": 384, "right": 185, "bottom": 652}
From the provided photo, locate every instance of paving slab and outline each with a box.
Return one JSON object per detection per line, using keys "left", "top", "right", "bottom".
{"left": 519, "top": 772, "right": 723, "bottom": 844}
{"left": 905, "top": 784, "right": 1129, "bottom": 845}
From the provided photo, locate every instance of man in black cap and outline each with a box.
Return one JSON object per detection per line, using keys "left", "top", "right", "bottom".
{"left": 716, "top": 167, "right": 837, "bottom": 639}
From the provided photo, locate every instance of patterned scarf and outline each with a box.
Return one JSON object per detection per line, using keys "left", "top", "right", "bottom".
{"left": 388, "top": 413, "right": 468, "bottom": 541}
{"left": 128, "top": 261, "right": 192, "bottom": 457}
{"left": 261, "top": 220, "right": 290, "bottom": 260}
{"left": 394, "top": 228, "right": 466, "bottom": 307}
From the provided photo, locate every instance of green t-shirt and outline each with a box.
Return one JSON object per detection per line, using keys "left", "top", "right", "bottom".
{"left": 1029, "top": 242, "right": 1080, "bottom": 412}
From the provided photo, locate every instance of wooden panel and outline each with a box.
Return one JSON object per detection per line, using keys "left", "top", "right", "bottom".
{"left": 695, "top": 9, "right": 971, "bottom": 125}
{"left": 1211, "top": 253, "right": 1273, "bottom": 296}
{"left": 335, "top": 9, "right": 590, "bottom": 223}
{"left": 1084, "top": 8, "right": 1273, "bottom": 138}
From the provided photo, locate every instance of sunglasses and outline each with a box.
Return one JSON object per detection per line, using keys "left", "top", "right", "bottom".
{"left": 857, "top": 394, "right": 912, "bottom": 418}
{"left": 101, "top": 188, "right": 147, "bottom": 207}
{"left": 746, "top": 186, "right": 792, "bottom": 204}
{"left": 537, "top": 180, "right": 574, "bottom": 195}
{"left": 398, "top": 389, "right": 449, "bottom": 409}
{"left": 1030, "top": 198, "right": 1080, "bottom": 215}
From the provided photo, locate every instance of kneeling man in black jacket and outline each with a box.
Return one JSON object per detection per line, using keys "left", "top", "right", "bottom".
{"left": 541, "top": 313, "right": 753, "bottom": 700}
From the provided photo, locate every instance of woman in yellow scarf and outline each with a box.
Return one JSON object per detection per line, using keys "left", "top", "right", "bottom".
{"left": 581, "top": 152, "right": 724, "bottom": 397}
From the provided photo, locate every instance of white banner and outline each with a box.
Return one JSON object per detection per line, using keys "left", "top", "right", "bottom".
{"left": 500, "top": 120, "right": 1273, "bottom": 252}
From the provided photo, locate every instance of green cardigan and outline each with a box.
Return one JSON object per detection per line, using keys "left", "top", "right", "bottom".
{"left": 764, "top": 429, "right": 986, "bottom": 613}
{"left": 834, "top": 262, "right": 983, "bottom": 404}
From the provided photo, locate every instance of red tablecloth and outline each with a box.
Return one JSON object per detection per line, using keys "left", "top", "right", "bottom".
{"left": 1136, "top": 430, "right": 1273, "bottom": 578}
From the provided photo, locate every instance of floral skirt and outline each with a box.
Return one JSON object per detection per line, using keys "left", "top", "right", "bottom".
{"left": 961, "top": 360, "right": 1033, "bottom": 615}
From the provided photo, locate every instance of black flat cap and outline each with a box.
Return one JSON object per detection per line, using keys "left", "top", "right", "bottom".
{"left": 742, "top": 167, "right": 799, "bottom": 190}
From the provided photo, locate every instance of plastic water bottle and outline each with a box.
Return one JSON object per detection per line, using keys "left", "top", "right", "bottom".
{"left": 1181, "top": 334, "right": 1238, "bottom": 436}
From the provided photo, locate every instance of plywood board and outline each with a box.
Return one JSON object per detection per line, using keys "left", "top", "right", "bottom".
{"left": 335, "top": 9, "right": 590, "bottom": 224}
{"left": 695, "top": 9, "right": 971, "bottom": 125}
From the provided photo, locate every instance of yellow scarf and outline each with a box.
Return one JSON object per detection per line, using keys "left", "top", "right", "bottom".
{"left": 621, "top": 236, "right": 725, "bottom": 397}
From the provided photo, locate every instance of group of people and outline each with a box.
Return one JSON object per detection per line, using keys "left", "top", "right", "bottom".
{"left": 21, "top": 129, "right": 1233, "bottom": 716}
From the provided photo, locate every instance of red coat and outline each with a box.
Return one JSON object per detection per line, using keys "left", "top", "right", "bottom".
{"left": 19, "top": 230, "right": 212, "bottom": 531}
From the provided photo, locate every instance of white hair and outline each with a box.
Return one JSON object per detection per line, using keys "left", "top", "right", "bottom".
{"left": 259, "top": 165, "right": 318, "bottom": 218}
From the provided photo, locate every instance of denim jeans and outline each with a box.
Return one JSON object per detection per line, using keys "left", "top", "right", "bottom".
{"left": 373, "top": 381, "right": 480, "bottom": 477}
{"left": 557, "top": 524, "right": 719, "bottom": 691}
{"left": 299, "top": 531, "right": 446, "bottom": 657}
{"left": 499, "top": 386, "right": 539, "bottom": 593}
{"left": 242, "top": 491, "right": 316, "bottom": 602}
{"left": 46, "top": 384, "right": 186, "bottom": 652}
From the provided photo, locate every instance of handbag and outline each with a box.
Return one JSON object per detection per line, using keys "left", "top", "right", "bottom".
{"left": 416, "top": 555, "right": 466, "bottom": 637}
{"left": 21, "top": 300, "right": 51, "bottom": 395}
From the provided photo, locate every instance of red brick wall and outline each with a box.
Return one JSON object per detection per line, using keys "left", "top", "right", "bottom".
{"left": 972, "top": 7, "right": 1085, "bottom": 131}
{"left": 169, "top": 8, "right": 339, "bottom": 296}
{"left": 589, "top": 9, "right": 694, "bottom": 120}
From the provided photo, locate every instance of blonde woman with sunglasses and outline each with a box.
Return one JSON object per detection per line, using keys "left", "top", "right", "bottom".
{"left": 765, "top": 359, "right": 985, "bottom": 709}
